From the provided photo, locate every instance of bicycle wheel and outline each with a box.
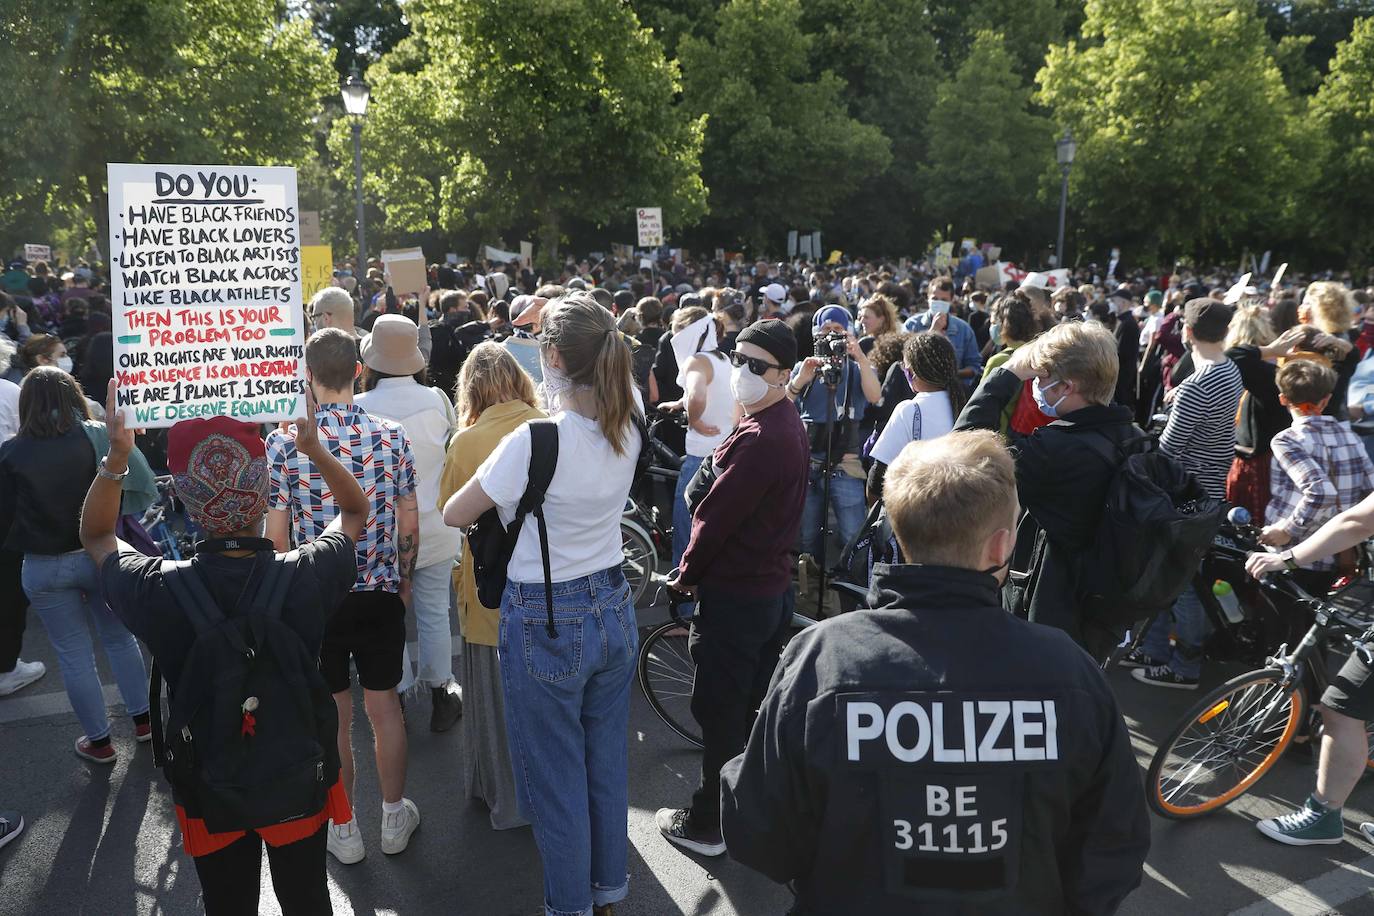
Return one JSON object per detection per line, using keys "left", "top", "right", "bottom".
{"left": 620, "top": 520, "right": 655, "bottom": 608}
{"left": 1147, "top": 668, "right": 1306, "bottom": 820}
{"left": 638, "top": 619, "right": 702, "bottom": 747}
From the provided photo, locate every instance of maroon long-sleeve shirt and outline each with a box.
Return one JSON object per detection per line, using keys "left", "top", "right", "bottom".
{"left": 678, "top": 397, "right": 809, "bottom": 597}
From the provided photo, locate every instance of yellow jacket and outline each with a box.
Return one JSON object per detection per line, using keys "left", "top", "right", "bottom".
{"left": 437, "top": 399, "right": 546, "bottom": 646}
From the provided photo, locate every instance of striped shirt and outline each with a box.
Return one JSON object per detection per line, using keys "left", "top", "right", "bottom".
{"left": 1159, "top": 358, "right": 1244, "bottom": 499}
{"left": 266, "top": 403, "right": 417, "bottom": 592}
{"left": 1267, "top": 414, "right": 1374, "bottom": 569}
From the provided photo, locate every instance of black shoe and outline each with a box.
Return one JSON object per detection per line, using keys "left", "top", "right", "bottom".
{"left": 1117, "top": 648, "right": 1162, "bottom": 670}
{"left": 656, "top": 807, "right": 725, "bottom": 856}
{"left": 430, "top": 681, "right": 463, "bottom": 733}
{"left": 0, "top": 811, "right": 23, "bottom": 851}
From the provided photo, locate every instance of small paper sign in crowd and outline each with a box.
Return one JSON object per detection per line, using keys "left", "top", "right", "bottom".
{"left": 107, "top": 163, "right": 309, "bottom": 428}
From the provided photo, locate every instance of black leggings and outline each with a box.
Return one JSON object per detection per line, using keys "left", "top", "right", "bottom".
{"left": 193, "top": 825, "right": 330, "bottom": 916}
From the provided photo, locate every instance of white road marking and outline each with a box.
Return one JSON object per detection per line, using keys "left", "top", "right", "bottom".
{"left": 1228, "top": 854, "right": 1374, "bottom": 915}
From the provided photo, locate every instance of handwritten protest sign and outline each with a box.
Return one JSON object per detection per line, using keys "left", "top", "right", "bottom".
{"left": 107, "top": 163, "right": 307, "bottom": 428}
{"left": 299, "top": 210, "right": 321, "bottom": 245}
{"left": 24, "top": 244, "right": 50, "bottom": 263}
{"left": 636, "top": 207, "right": 663, "bottom": 247}
{"left": 301, "top": 245, "right": 333, "bottom": 302}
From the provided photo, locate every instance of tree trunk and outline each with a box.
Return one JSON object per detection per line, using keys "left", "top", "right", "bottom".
{"left": 537, "top": 208, "right": 560, "bottom": 270}
{"left": 88, "top": 166, "right": 111, "bottom": 267}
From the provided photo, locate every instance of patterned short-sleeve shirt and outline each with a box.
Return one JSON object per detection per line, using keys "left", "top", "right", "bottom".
{"left": 265, "top": 403, "right": 417, "bottom": 592}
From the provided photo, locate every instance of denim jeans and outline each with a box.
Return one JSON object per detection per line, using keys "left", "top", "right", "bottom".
{"left": 799, "top": 462, "right": 867, "bottom": 555}
{"left": 398, "top": 560, "right": 455, "bottom": 692}
{"left": 499, "top": 567, "right": 637, "bottom": 916}
{"left": 672, "top": 454, "right": 705, "bottom": 568}
{"left": 1142, "top": 579, "right": 1211, "bottom": 679}
{"left": 22, "top": 550, "right": 149, "bottom": 739}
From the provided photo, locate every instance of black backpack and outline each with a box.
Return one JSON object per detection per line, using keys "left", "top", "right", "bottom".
{"left": 469, "top": 420, "right": 560, "bottom": 630}
{"left": 1075, "top": 431, "right": 1225, "bottom": 626}
{"left": 147, "top": 552, "right": 339, "bottom": 834}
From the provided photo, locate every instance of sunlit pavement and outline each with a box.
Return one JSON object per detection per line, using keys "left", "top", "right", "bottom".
{"left": 5, "top": 597, "right": 1374, "bottom": 915}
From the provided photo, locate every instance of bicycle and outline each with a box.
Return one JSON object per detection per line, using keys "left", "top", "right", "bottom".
{"left": 637, "top": 579, "right": 819, "bottom": 747}
{"left": 1146, "top": 567, "right": 1374, "bottom": 820}
{"left": 139, "top": 475, "right": 197, "bottom": 560}
{"left": 620, "top": 412, "right": 684, "bottom": 607}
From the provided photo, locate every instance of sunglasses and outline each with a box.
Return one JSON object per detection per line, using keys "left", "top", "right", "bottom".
{"left": 728, "top": 350, "right": 782, "bottom": 376}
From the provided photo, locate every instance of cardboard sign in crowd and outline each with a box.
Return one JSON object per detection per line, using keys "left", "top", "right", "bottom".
{"left": 107, "top": 163, "right": 309, "bottom": 428}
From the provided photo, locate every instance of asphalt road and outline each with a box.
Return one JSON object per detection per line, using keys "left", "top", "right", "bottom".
{"left": 5, "top": 594, "right": 1374, "bottom": 916}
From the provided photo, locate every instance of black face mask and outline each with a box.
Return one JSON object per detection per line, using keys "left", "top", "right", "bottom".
{"left": 977, "top": 546, "right": 1013, "bottom": 581}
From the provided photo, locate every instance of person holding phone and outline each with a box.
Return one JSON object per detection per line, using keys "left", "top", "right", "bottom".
{"left": 903, "top": 277, "right": 982, "bottom": 382}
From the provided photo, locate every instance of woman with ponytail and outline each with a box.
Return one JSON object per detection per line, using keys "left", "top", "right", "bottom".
{"left": 865, "top": 332, "right": 965, "bottom": 502}
{"left": 442, "top": 292, "right": 640, "bottom": 916}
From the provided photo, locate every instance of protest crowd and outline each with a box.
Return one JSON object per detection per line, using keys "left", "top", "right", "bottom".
{"left": 11, "top": 243, "right": 1374, "bottom": 915}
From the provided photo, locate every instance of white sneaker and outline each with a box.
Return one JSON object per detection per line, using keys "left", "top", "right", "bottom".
{"left": 326, "top": 819, "right": 366, "bottom": 864}
{"left": 0, "top": 660, "right": 46, "bottom": 696}
{"left": 380, "top": 798, "right": 420, "bottom": 855}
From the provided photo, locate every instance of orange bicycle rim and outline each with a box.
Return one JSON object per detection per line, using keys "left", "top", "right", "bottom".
{"left": 1156, "top": 686, "right": 1304, "bottom": 817}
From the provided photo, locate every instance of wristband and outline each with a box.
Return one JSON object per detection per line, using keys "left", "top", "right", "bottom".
{"left": 1283, "top": 549, "right": 1299, "bottom": 572}
{"left": 97, "top": 457, "right": 129, "bottom": 482}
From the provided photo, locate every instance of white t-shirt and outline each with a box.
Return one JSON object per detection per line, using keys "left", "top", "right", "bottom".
{"left": 476, "top": 410, "right": 636, "bottom": 583}
{"left": 869, "top": 391, "right": 956, "bottom": 466}
{"left": 0, "top": 378, "right": 18, "bottom": 442}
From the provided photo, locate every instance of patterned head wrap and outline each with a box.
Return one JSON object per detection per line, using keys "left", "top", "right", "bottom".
{"left": 166, "top": 418, "right": 269, "bottom": 537}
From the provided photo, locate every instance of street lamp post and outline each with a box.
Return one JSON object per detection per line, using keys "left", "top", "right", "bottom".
{"left": 1055, "top": 128, "right": 1076, "bottom": 270}
{"left": 341, "top": 67, "right": 371, "bottom": 283}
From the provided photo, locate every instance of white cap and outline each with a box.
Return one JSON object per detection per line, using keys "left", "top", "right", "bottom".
{"left": 762, "top": 282, "right": 787, "bottom": 303}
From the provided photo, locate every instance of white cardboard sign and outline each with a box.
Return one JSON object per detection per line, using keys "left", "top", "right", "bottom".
{"left": 107, "top": 163, "right": 307, "bottom": 428}
{"left": 636, "top": 207, "right": 663, "bottom": 247}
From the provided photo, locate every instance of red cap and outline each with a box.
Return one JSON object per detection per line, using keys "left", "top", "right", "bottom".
{"left": 167, "top": 418, "right": 269, "bottom": 536}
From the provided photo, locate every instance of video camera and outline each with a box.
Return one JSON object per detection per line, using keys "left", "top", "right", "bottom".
{"left": 814, "top": 331, "right": 848, "bottom": 385}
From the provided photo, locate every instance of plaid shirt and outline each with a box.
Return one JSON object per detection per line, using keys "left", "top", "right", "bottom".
{"left": 266, "top": 403, "right": 417, "bottom": 592}
{"left": 1266, "top": 414, "right": 1374, "bottom": 570}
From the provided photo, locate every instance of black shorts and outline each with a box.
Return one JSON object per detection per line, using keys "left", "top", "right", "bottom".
{"left": 1322, "top": 647, "right": 1374, "bottom": 721}
{"left": 320, "top": 590, "right": 405, "bottom": 694}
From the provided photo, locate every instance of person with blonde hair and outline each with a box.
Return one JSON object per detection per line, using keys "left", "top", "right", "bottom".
{"left": 856, "top": 293, "right": 899, "bottom": 354}
{"left": 438, "top": 342, "right": 542, "bottom": 830}
{"left": 720, "top": 430, "right": 1149, "bottom": 913}
{"left": 443, "top": 293, "right": 642, "bottom": 916}
{"left": 1299, "top": 281, "right": 1361, "bottom": 422}
{"left": 955, "top": 320, "right": 1138, "bottom": 659}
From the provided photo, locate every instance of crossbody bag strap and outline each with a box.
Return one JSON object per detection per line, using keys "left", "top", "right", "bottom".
{"left": 523, "top": 421, "right": 560, "bottom": 637}
{"left": 148, "top": 662, "right": 167, "bottom": 767}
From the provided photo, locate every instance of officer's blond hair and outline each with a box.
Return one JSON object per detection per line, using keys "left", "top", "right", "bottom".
{"left": 885, "top": 430, "right": 1018, "bottom": 568}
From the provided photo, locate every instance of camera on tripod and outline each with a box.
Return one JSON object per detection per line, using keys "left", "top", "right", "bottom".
{"left": 814, "top": 332, "right": 848, "bottom": 385}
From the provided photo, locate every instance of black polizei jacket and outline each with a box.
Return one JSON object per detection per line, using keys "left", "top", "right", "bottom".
{"left": 955, "top": 367, "right": 1140, "bottom": 657}
{"left": 720, "top": 564, "right": 1150, "bottom": 916}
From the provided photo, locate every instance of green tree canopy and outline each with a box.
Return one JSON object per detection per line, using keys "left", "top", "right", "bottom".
{"left": 1309, "top": 15, "right": 1374, "bottom": 262}
{"left": 801, "top": 0, "right": 938, "bottom": 253}
{"left": 922, "top": 32, "right": 1053, "bottom": 247}
{"left": 0, "top": 0, "right": 333, "bottom": 259}
{"left": 1037, "top": 0, "right": 1305, "bottom": 261}
{"left": 335, "top": 0, "right": 706, "bottom": 262}
{"left": 680, "top": 0, "right": 891, "bottom": 249}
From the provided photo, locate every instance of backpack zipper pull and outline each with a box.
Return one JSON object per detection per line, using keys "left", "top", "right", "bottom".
{"left": 240, "top": 696, "right": 258, "bottom": 738}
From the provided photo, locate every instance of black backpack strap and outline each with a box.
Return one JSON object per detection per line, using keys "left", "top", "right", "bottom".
{"left": 523, "top": 421, "right": 560, "bottom": 638}
{"left": 148, "top": 661, "right": 167, "bottom": 767}
{"left": 160, "top": 558, "right": 256, "bottom": 659}
{"left": 247, "top": 549, "right": 299, "bottom": 620}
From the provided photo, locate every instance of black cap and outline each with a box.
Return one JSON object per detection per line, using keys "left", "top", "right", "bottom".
{"left": 613, "top": 289, "right": 634, "bottom": 311}
{"left": 736, "top": 318, "right": 797, "bottom": 368}
{"left": 1184, "top": 297, "right": 1234, "bottom": 342}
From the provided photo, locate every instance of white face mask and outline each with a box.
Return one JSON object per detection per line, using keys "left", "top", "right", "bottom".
{"left": 730, "top": 363, "right": 772, "bottom": 406}
{"left": 540, "top": 352, "right": 576, "bottom": 411}
{"left": 56, "top": 355, "right": 73, "bottom": 373}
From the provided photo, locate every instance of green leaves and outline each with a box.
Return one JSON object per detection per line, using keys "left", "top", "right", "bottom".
{"left": 0, "top": 0, "right": 333, "bottom": 258}
{"left": 680, "top": 0, "right": 891, "bottom": 248}
{"left": 338, "top": 0, "right": 705, "bottom": 260}
{"left": 1036, "top": 0, "right": 1305, "bottom": 261}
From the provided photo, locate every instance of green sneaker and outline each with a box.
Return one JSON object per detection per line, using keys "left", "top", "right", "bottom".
{"left": 1256, "top": 795, "right": 1344, "bottom": 846}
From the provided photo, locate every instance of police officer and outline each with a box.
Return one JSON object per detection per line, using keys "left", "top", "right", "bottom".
{"left": 720, "top": 430, "right": 1150, "bottom": 914}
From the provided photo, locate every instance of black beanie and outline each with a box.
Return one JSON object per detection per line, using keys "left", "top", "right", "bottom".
{"left": 737, "top": 318, "right": 797, "bottom": 368}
